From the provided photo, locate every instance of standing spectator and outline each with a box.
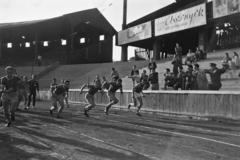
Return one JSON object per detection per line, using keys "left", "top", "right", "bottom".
{"left": 222, "top": 52, "right": 232, "bottom": 69}
{"left": 148, "top": 69, "right": 159, "bottom": 90}
{"left": 27, "top": 74, "right": 39, "bottom": 108}
{"left": 110, "top": 68, "right": 119, "bottom": 80}
{"left": 174, "top": 66, "right": 186, "bottom": 90}
{"left": 130, "top": 65, "right": 139, "bottom": 87}
{"left": 171, "top": 54, "right": 181, "bottom": 77}
{"left": 140, "top": 70, "right": 150, "bottom": 90}
{"left": 175, "top": 43, "right": 182, "bottom": 64}
{"left": 185, "top": 65, "right": 194, "bottom": 90}
{"left": 231, "top": 52, "right": 240, "bottom": 69}
{"left": 205, "top": 63, "right": 226, "bottom": 90}
{"left": 37, "top": 54, "right": 42, "bottom": 66}
{"left": 195, "top": 47, "right": 203, "bottom": 61}
{"left": 193, "top": 64, "right": 208, "bottom": 90}
{"left": 148, "top": 58, "right": 157, "bottom": 72}
{"left": 1, "top": 66, "right": 21, "bottom": 127}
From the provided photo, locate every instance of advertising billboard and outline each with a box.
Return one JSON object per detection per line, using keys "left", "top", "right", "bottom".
{"left": 118, "top": 21, "right": 152, "bottom": 45}
{"left": 213, "top": 0, "right": 240, "bottom": 18}
{"left": 155, "top": 3, "right": 206, "bottom": 37}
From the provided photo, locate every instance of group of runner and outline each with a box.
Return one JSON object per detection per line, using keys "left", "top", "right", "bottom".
{"left": 1, "top": 66, "right": 147, "bottom": 127}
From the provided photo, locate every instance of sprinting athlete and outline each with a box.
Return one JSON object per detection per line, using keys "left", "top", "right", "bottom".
{"left": 17, "top": 76, "right": 29, "bottom": 110}
{"left": 50, "top": 80, "right": 70, "bottom": 118}
{"left": 128, "top": 79, "right": 146, "bottom": 116}
{"left": 105, "top": 77, "right": 123, "bottom": 115}
{"left": 61, "top": 79, "right": 70, "bottom": 108}
{"left": 80, "top": 79, "right": 104, "bottom": 117}
{"left": 1, "top": 66, "right": 21, "bottom": 127}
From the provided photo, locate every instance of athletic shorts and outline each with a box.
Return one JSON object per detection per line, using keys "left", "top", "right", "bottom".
{"left": 133, "top": 92, "right": 142, "bottom": 98}
{"left": 85, "top": 93, "right": 95, "bottom": 106}
{"left": 2, "top": 92, "right": 18, "bottom": 104}
{"left": 107, "top": 91, "right": 118, "bottom": 102}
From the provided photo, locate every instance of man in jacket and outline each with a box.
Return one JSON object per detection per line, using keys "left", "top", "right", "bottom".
{"left": 27, "top": 74, "right": 39, "bottom": 108}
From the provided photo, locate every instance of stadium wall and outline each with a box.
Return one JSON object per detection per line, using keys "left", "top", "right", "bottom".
{"left": 37, "top": 90, "right": 240, "bottom": 121}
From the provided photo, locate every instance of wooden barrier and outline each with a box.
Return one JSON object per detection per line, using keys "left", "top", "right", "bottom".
{"left": 38, "top": 89, "right": 240, "bottom": 120}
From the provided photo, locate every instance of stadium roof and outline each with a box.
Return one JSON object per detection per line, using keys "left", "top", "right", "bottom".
{"left": 0, "top": 8, "right": 116, "bottom": 42}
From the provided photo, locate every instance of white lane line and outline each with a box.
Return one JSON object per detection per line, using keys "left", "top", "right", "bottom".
{"left": 110, "top": 113, "right": 240, "bottom": 137}
{"left": 106, "top": 128, "right": 240, "bottom": 160}
{"left": 55, "top": 125, "right": 160, "bottom": 160}
{"left": 107, "top": 119, "right": 240, "bottom": 148}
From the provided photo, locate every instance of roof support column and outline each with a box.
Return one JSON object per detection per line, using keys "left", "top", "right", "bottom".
{"left": 0, "top": 38, "right": 2, "bottom": 60}
{"left": 35, "top": 32, "right": 38, "bottom": 61}
{"left": 153, "top": 37, "right": 161, "bottom": 61}
{"left": 70, "top": 26, "right": 74, "bottom": 55}
{"left": 121, "top": 0, "right": 128, "bottom": 62}
{"left": 199, "top": 27, "right": 209, "bottom": 52}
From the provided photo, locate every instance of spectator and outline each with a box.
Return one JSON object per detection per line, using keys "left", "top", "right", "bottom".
{"left": 130, "top": 65, "right": 139, "bottom": 87}
{"left": 110, "top": 68, "right": 119, "bottom": 80}
{"left": 175, "top": 43, "right": 182, "bottom": 65}
{"left": 164, "top": 68, "right": 175, "bottom": 90}
{"left": 37, "top": 54, "right": 42, "bottom": 66}
{"left": 27, "top": 74, "right": 39, "bottom": 109}
{"left": 193, "top": 64, "right": 208, "bottom": 90}
{"left": 184, "top": 49, "right": 196, "bottom": 65}
{"left": 148, "top": 58, "right": 157, "bottom": 72}
{"left": 148, "top": 69, "right": 159, "bottom": 90}
{"left": 174, "top": 66, "right": 186, "bottom": 90}
{"left": 101, "top": 77, "right": 110, "bottom": 90}
{"left": 205, "top": 63, "right": 226, "bottom": 90}
{"left": 140, "top": 70, "right": 150, "bottom": 90}
{"left": 195, "top": 47, "right": 204, "bottom": 61}
{"left": 93, "top": 75, "right": 101, "bottom": 84}
{"left": 185, "top": 65, "right": 195, "bottom": 90}
{"left": 171, "top": 54, "right": 181, "bottom": 77}
{"left": 231, "top": 52, "right": 240, "bottom": 70}
{"left": 130, "top": 70, "right": 141, "bottom": 86}
{"left": 222, "top": 52, "right": 232, "bottom": 70}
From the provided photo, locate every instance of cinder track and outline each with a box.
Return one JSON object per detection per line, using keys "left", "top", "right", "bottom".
{"left": 0, "top": 101, "right": 240, "bottom": 160}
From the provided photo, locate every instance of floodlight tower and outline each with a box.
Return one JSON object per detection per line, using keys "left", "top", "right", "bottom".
{"left": 121, "top": 0, "right": 128, "bottom": 62}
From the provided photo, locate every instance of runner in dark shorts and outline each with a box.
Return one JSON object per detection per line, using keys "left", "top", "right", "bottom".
{"left": 80, "top": 79, "right": 104, "bottom": 117}
{"left": 105, "top": 77, "right": 123, "bottom": 115}
{"left": 1, "top": 66, "right": 21, "bottom": 127}
{"left": 50, "top": 80, "right": 70, "bottom": 118}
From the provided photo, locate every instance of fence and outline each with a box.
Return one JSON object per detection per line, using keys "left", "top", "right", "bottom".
{"left": 37, "top": 89, "right": 240, "bottom": 121}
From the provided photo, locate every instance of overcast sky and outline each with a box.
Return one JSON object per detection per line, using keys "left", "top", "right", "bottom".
{"left": 0, "top": 0, "right": 176, "bottom": 60}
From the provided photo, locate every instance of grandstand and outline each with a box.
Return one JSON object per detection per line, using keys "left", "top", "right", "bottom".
{"left": 36, "top": 48, "right": 240, "bottom": 91}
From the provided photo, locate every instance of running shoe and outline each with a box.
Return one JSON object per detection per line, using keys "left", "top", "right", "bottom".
{"left": 83, "top": 109, "right": 89, "bottom": 117}
{"left": 136, "top": 112, "right": 141, "bottom": 116}
{"left": 128, "top": 104, "right": 131, "bottom": 109}
{"left": 11, "top": 113, "right": 15, "bottom": 121}
{"left": 5, "top": 122, "right": 11, "bottom": 127}
{"left": 50, "top": 109, "right": 53, "bottom": 115}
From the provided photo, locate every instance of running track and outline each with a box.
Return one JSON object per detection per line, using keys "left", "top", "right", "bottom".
{"left": 0, "top": 101, "right": 240, "bottom": 160}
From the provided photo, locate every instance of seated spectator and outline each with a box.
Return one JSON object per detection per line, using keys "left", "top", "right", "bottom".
{"left": 231, "top": 52, "right": 240, "bottom": 70}
{"left": 110, "top": 68, "right": 120, "bottom": 80}
{"left": 193, "top": 64, "right": 208, "bottom": 90}
{"left": 164, "top": 68, "right": 175, "bottom": 90}
{"left": 222, "top": 52, "right": 232, "bottom": 70}
{"left": 93, "top": 75, "right": 101, "bottom": 84}
{"left": 205, "top": 63, "right": 226, "bottom": 90}
{"left": 174, "top": 66, "right": 186, "bottom": 90}
{"left": 148, "top": 58, "right": 157, "bottom": 72}
{"left": 140, "top": 70, "right": 150, "bottom": 90}
{"left": 184, "top": 49, "right": 196, "bottom": 65}
{"left": 171, "top": 54, "right": 181, "bottom": 77}
{"left": 195, "top": 47, "right": 204, "bottom": 61}
{"left": 130, "top": 65, "right": 139, "bottom": 87}
{"left": 148, "top": 69, "right": 159, "bottom": 90}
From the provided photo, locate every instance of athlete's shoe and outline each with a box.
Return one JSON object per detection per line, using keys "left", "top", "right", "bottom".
{"left": 136, "top": 112, "right": 141, "bottom": 116}
{"left": 83, "top": 109, "right": 89, "bottom": 117}
{"left": 67, "top": 105, "right": 70, "bottom": 108}
{"left": 24, "top": 107, "right": 28, "bottom": 110}
{"left": 11, "top": 113, "right": 15, "bottom": 121}
{"left": 104, "top": 109, "right": 109, "bottom": 115}
{"left": 50, "top": 109, "right": 53, "bottom": 115}
{"left": 5, "top": 122, "right": 11, "bottom": 127}
{"left": 128, "top": 104, "right": 131, "bottom": 109}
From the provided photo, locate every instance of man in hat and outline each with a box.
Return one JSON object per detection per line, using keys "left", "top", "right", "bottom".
{"left": 205, "top": 63, "right": 226, "bottom": 90}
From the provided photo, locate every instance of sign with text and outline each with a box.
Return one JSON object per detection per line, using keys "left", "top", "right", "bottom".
{"left": 155, "top": 3, "right": 206, "bottom": 36}
{"left": 213, "top": 0, "right": 240, "bottom": 18}
{"left": 118, "top": 21, "right": 152, "bottom": 45}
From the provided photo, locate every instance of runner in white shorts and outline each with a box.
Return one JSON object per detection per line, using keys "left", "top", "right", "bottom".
{"left": 80, "top": 79, "right": 104, "bottom": 117}
{"left": 128, "top": 79, "right": 147, "bottom": 116}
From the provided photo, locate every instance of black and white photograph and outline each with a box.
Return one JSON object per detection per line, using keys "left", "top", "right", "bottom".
{"left": 0, "top": 0, "right": 240, "bottom": 160}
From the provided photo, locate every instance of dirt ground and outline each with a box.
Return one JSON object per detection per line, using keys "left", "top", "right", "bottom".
{"left": 0, "top": 101, "right": 240, "bottom": 160}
